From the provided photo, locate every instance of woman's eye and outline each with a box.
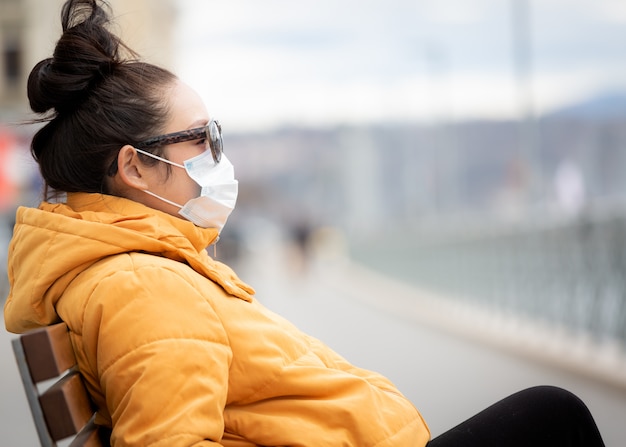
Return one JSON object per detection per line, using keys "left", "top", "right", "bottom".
{"left": 197, "top": 138, "right": 206, "bottom": 146}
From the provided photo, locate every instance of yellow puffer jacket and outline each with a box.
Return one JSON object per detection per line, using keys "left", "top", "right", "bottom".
{"left": 4, "top": 193, "right": 429, "bottom": 447}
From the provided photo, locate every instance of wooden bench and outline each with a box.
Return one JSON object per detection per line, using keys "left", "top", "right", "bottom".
{"left": 12, "top": 322, "right": 110, "bottom": 447}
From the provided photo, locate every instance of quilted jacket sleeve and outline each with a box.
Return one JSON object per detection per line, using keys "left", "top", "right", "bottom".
{"left": 75, "top": 259, "right": 233, "bottom": 447}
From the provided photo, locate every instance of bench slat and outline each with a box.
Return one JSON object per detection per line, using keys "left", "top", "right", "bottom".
{"left": 40, "top": 371, "right": 95, "bottom": 441}
{"left": 21, "top": 322, "right": 77, "bottom": 382}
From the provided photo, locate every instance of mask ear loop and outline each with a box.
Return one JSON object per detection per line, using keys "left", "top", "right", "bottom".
{"left": 142, "top": 189, "right": 184, "bottom": 209}
{"left": 134, "top": 147, "right": 186, "bottom": 169}
{"left": 134, "top": 147, "right": 189, "bottom": 208}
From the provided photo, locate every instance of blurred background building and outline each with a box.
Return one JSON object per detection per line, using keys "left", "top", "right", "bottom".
{"left": 0, "top": 0, "right": 176, "bottom": 115}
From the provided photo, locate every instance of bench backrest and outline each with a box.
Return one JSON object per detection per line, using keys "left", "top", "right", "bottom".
{"left": 12, "top": 322, "right": 110, "bottom": 447}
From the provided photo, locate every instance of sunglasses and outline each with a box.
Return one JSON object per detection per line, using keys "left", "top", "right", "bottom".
{"left": 135, "top": 119, "right": 223, "bottom": 164}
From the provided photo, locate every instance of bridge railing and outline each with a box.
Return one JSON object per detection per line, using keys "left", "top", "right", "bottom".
{"left": 349, "top": 207, "right": 626, "bottom": 349}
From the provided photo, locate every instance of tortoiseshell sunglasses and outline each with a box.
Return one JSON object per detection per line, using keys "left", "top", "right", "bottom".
{"left": 136, "top": 119, "right": 223, "bottom": 164}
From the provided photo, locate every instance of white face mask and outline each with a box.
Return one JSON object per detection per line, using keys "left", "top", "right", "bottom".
{"left": 135, "top": 148, "right": 238, "bottom": 232}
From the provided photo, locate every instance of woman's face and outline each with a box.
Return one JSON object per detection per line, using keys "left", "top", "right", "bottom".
{"left": 136, "top": 79, "right": 212, "bottom": 218}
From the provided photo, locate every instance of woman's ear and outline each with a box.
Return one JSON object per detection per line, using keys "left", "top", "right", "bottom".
{"left": 116, "top": 144, "right": 150, "bottom": 191}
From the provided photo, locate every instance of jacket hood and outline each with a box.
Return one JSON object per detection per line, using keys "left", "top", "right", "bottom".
{"left": 4, "top": 193, "right": 254, "bottom": 332}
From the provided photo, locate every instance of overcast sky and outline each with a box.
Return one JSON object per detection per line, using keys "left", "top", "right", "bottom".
{"left": 175, "top": 0, "right": 626, "bottom": 131}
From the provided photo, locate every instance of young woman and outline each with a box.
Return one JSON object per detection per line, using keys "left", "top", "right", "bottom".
{"left": 4, "top": 1, "right": 606, "bottom": 446}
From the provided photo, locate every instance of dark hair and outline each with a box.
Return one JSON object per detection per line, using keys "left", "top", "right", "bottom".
{"left": 27, "top": 0, "right": 177, "bottom": 197}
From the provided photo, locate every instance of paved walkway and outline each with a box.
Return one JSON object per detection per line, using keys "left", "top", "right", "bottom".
{"left": 2, "top": 243, "right": 625, "bottom": 445}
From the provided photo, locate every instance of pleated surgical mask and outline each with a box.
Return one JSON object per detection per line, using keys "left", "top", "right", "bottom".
{"left": 135, "top": 148, "right": 238, "bottom": 232}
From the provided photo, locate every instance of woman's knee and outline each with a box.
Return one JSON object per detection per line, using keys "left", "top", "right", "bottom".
{"left": 517, "top": 385, "right": 588, "bottom": 413}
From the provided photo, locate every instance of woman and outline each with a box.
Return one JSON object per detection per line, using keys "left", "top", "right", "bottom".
{"left": 3, "top": 1, "right": 606, "bottom": 446}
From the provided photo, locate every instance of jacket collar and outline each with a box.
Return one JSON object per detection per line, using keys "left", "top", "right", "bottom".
{"left": 4, "top": 193, "right": 254, "bottom": 333}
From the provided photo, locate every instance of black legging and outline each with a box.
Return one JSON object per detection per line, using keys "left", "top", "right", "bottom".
{"left": 427, "top": 386, "right": 605, "bottom": 447}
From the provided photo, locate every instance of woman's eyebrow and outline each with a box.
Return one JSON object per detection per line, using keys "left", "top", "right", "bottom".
{"left": 188, "top": 119, "right": 209, "bottom": 129}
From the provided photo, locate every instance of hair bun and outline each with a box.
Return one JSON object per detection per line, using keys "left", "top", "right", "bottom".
{"left": 27, "top": 59, "right": 55, "bottom": 114}
{"left": 27, "top": 0, "right": 125, "bottom": 115}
